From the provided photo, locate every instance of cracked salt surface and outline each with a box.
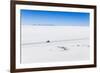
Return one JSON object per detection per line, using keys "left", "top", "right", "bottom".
{"left": 21, "top": 25, "right": 90, "bottom": 64}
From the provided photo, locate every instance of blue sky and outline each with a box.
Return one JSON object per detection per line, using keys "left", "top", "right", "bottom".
{"left": 21, "top": 9, "right": 90, "bottom": 26}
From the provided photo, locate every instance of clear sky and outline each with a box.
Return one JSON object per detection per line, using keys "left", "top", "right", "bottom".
{"left": 21, "top": 9, "right": 90, "bottom": 26}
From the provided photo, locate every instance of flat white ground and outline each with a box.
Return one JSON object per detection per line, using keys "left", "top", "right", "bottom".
{"left": 21, "top": 25, "right": 90, "bottom": 64}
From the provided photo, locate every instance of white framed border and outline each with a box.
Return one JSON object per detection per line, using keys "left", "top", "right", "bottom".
{"left": 15, "top": 4, "right": 94, "bottom": 69}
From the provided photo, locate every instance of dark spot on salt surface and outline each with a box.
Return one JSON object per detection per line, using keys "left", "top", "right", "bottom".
{"left": 57, "top": 46, "right": 68, "bottom": 50}
{"left": 87, "top": 45, "right": 90, "bottom": 47}
{"left": 46, "top": 40, "right": 50, "bottom": 43}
